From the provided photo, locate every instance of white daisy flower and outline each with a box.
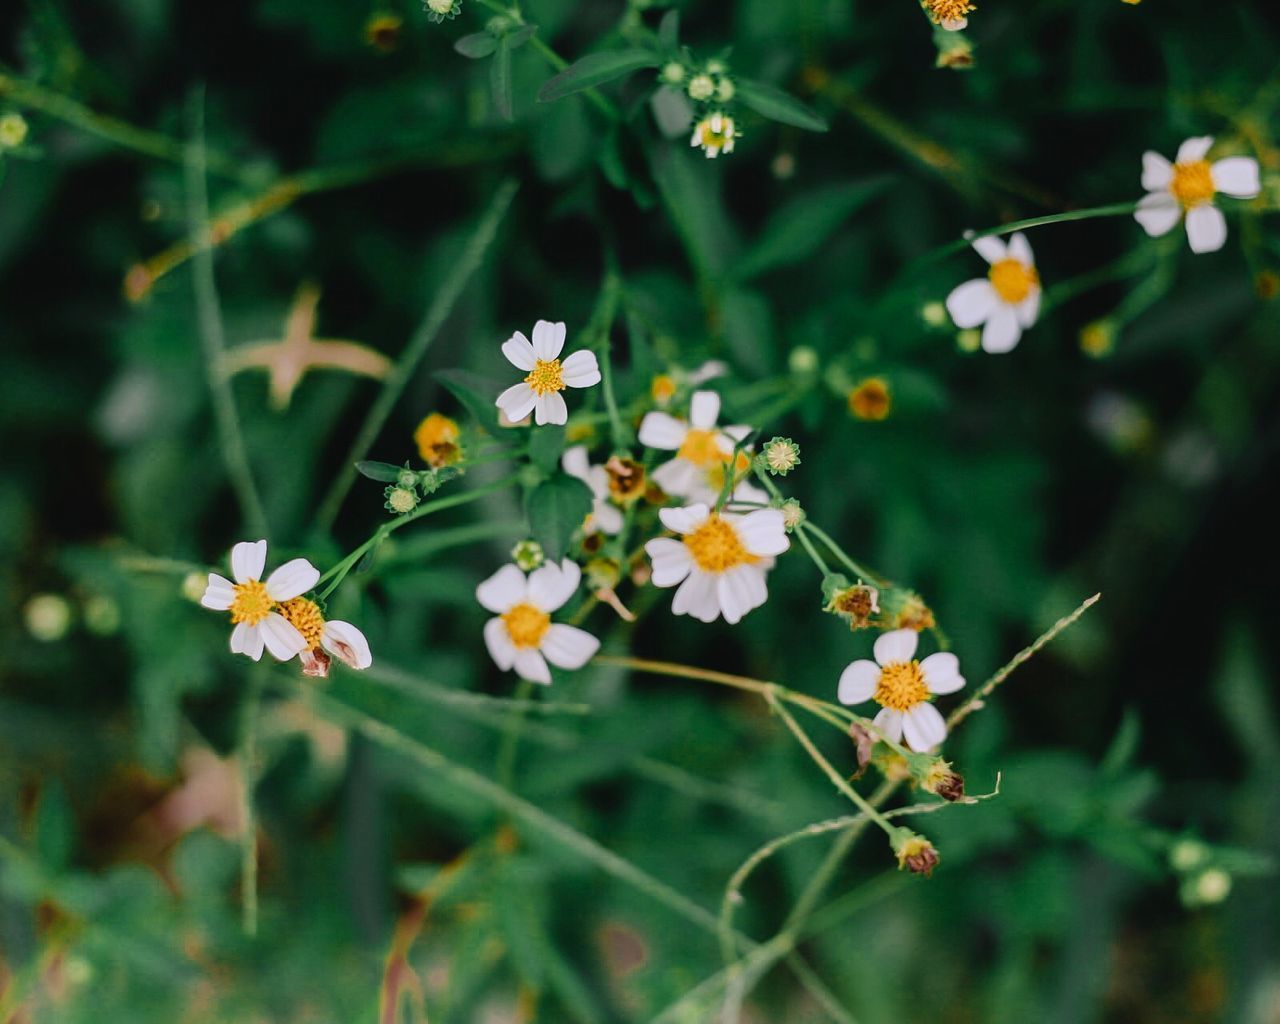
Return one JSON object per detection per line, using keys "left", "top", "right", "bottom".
{"left": 945, "top": 232, "right": 1041, "bottom": 354}
{"left": 690, "top": 112, "right": 739, "bottom": 158}
{"left": 644, "top": 504, "right": 789, "bottom": 624}
{"left": 638, "top": 390, "right": 752, "bottom": 499}
{"left": 200, "top": 540, "right": 319, "bottom": 661}
{"left": 836, "top": 629, "right": 965, "bottom": 752}
{"left": 495, "top": 320, "right": 601, "bottom": 427}
{"left": 277, "top": 596, "right": 373, "bottom": 677}
{"left": 561, "top": 446, "right": 624, "bottom": 536}
{"left": 1134, "top": 136, "right": 1261, "bottom": 254}
{"left": 477, "top": 559, "right": 600, "bottom": 684}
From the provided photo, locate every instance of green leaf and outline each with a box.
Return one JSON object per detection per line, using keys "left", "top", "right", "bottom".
{"left": 538, "top": 49, "right": 661, "bottom": 103}
{"left": 658, "top": 10, "right": 680, "bottom": 52}
{"left": 525, "top": 472, "right": 593, "bottom": 560}
{"left": 454, "top": 32, "right": 497, "bottom": 58}
{"left": 355, "top": 460, "right": 404, "bottom": 483}
{"left": 491, "top": 35, "right": 514, "bottom": 121}
{"left": 34, "top": 780, "right": 74, "bottom": 873}
{"left": 528, "top": 422, "right": 567, "bottom": 475}
{"left": 735, "top": 178, "right": 890, "bottom": 280}
{"left": 735, "top": 77, "right": 829, "bottom": 132}
{"left": 435, "top": 369, "right": 502, "bottom": 434}
{"left": 507, "top": 24, "right": 537, "bottom": 49}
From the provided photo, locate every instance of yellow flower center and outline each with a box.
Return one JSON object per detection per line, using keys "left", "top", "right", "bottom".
{"left": 695, "top": 118, "right": 735, "bottom": 149}
{"left": 683, "top": 515, "right": 760, "bottom": 573}
{"left": 524, "top": 359, "right": 565, "bottom": 396}
{"left": 704, "top": 451, "right": 753, "bottom": 493}
{"left": 874, "top": 661, "right": 931, "bottom": 712}
{"left": 677, "top": 428, "right": 725, "bottom": 467}
{"left": 651, "top": 374, "right": 677, "bottom": 404}
{"left": 414, "top": 413, "right": 461, "bottom": 468}
{"left": 278, "top": 596, "right": 326, "bottom": 648}
{"left": 230, "top": 580, "right": 273, "bottom": 626}
{"left": 988, "top": 258, "right": 1039, "bottom": 304}
{"left": 848, "top": 378, "right": 891, "bottom": 421}
{"left": 502, "top": 602, "right": 551, "bottom": 649}
{"left": 923, "top": 0, "right": 975, "bottom": 24}
{"left": 1170, "top": 159, "right": 1215, "bottom": 209}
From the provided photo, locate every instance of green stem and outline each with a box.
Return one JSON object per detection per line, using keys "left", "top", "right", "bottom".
{"left": 800, "top": 522, "right": 887, "bottom": 588}
{"left": 591, "top": 271, "right": 628, "bottom": 449}
{"left": 236, "top": 669, "right": 265, "bottom": 936}
{"left": 793, "top": 524, "right": 832, "bottom": 575}
{"left": 495, "top": 677, "right": 535, "bottom": 793}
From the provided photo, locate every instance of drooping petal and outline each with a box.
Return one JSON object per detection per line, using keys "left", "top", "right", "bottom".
{"left": 201, "top": 573, "right": 236, "bottom": 610}
{"left": 945, "top": 279, "right": 998, "bottom": 329}
{"left": 659, "top": 504, "right": 711, "bottom": 535}
{"left": 838, "top": 661, "right": 881, "bottom": 705}
{"left": 513, "top": 649, "right": 552, "bottom": 685}
{"left": 920, "top": 652, "right": 965, "bottom": 694}
{"left": 1185, "top": 203, "right": 1227, "bottom": 254}
{"left": 1015, "top": 288, "right": 1041, "bottom": 330}
{"left": 231, "top": 539, "right": 267, "bottom": 584}
{"left": 733, "top": 509, "right": 789, "bottom": 557}
{"left": 874, "top": 629, "right": 919, "bottom": 666}
{"left": 1134, "top": 192, "right": 1182, "bottom": 238}
{"left": 646, "top": 537, "right": 694, "bottom": 588}
{"left": 1140, "top": 151, "right": 1173, "bottom": 192}
{"left": 1210, "top": 156, "right": 1261, "bottom": 198}
{"left": 476, "top": 564, "right": 528, "bottom": 613}
{"left": 902, "top": 703, "right": 948, "bottom": 752}
{"left": 873, "top": 707, "right": 904, "bottom": 744}
{"left": 527, "top": 559, "right": 581, "bottom": 613}
{"left": 672, "top": 569, "right": 721, "bottom": 622}
{"left": 321, "top": 620, "right": 372, "bottom": 670}
{"left": 264, "top": 558, "right": 320, "bottom": 601}
{"left": 260, "top": 612, "right": 308, "bottom": 660}
{"left": 230, "top": 622, "right": 265, "bottom": 661}
{"left": 502, "top": 331, "right": 536, "bottom": 371}
{"left": 717, "top": 564, "right": 768, "bottom": 624}
{"left": 980, "top": 305, "right": 1022, "bottom": 354}
{"left": 689, "top": 390, "right": 721, "bottom": 429}
{"left": 484, "top": 617, "right": 516, "bottom": 670}
{"left": 561, "top": 350, "right": 601, "bottom": 388}
{"left": 561, "top": 445, "right": 591, "bottom": 481}
{"left": 637, "top": 412, "right": 688, "bottom": 450}
{"left": 651, "top": 459, "right": 701, "bottom": 498}
{"left": 541, "top": 623, "right": 600, "bottom": 670}
{"left": 1175, "top": 135, "right": 1214, "bottom": 164}
{"left": 496, "top": 382, "right": 537, "bottom": 423}
{"left": 970, "top": 234, "right": 1007, "bottom": 264}
{"left": 534, "top": 391, "right": 568, "bottom": 426}
{"left": 531, "top": 320, "right": 566, "bottom": 360}
{"left": 1006, "top": 233, "right": 1034, "bottom": 267}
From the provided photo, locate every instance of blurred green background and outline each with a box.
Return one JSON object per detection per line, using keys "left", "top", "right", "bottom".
{"left": 2, "top": 0, "right": 1279, "bottom": 1020}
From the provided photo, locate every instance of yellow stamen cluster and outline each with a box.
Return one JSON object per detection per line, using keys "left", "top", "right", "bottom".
{"left": 524, "top": 359, "right": 565, "bottom": 396}
{"left": 230, "top": 580, "right": 273, "bottom": 626}
{"left": 278, "top": 597, "right": 326, "bottom": 649}
{"left": 923, "top": 0, "right": 975, "bottom": 26}
{"left": 988, "top": 258, "right": 1039, "bottom": 304}
{"left": 651, "top": 374, "right": 677, "bottom": 405}
{"left": 502, "top": 602, "right": 551, "bottom": 649}
{"left": 848, "top": 378, "right": 892, "bottom": 421}
{"left": 414, "top": 412, "right": 461, "bottom": 468}
{"left": 1170, "top": 160, "right": 1215, "bottom": 209}
{"left": 677, "top": 428, "right": 726, "bottom": 467}
{"left": 874, "top": 661, "right": 930, "bottom": 712}
{"left": 683, "top": 515, "right": 759, "bottom": 573}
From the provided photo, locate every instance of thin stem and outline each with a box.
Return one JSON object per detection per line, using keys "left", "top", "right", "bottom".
{"left": 590, "top": 270, "right": 628, "bottom": 449}
{"left": 184, "top": 89, "right": 268, "bottom": 538}
{"left": 236, "top": 670, "right": 265, "bottom": 936}
{"left": 793, "top": 524, "right": 832, "bottom": 575}
{"left": 800, "top": 522, "right": 887, "bottom": 588}
{"left": 495, "top": 678, "right": 535, "bottom": 792}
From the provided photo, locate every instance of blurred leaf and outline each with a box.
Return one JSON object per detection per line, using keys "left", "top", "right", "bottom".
{"left": 34, "top": 779, "right": 74, "bottom": 874}
{"left": 525, "top": 472, "right": 593, "bottom": 559}
{"left": 436, "top": 369, "right": 503, "bottom": 433}
{"left": 528, "top": 422, "right": 567, "bottom": 475}
{"left": 538, "top": 49, "right": 661, "bottom": 102}
{"left": 492, "top": 35, "right": 514, "bottom": 121}
{"left": 455, "top": 32, "right": 497, "bottom": 59}
{"left": 356, "top": 460, "right": 404, "bottom": 483}
{"left": 735, "top": 77, "right": 829, "bottom": 131}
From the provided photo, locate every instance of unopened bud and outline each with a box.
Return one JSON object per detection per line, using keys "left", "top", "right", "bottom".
{"left": 779, "top": 498, "right": 805, "bottom": 533}
{"left": 384, "top": 485, "right": 419, "bottom": 514}
{"left": 511, "top": 539, "right": 545, "bottom": 571}
{"left": 761, "top": 437, "right": 801, "bottom": 476}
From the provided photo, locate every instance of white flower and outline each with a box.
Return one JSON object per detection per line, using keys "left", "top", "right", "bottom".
{"left": 945, "top": 233, "right": 1041, "bottom": 355}
{"left": 495, "top": 320, "right": 601, "bottom": 427}
{"left": 1134, "top": 136, "right": 1261, "bottom": 254}
{"left": 638, "top": 390, "right": 751, "bottom": 500}
{"left": 277, "top": 596, "right": 372, "bottom": 677}
{"left": 836, "top": 629, "right": 965, "bottom": 752}
{"left": 477, "top": 559, "right": 600, "bottom": 684}
{"left": 690, "top": 113, "right": 739, "bottom": 158}
{"left": 644, "top": 504, "right": 788, "bottom": 624}
{"left": 562, "top": 446, "right": 624, "bottom": 535}
{"left": 200, "top": 540, "right": 319, "bottom": 661}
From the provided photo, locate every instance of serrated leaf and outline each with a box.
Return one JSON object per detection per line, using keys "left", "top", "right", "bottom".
{"left": 528, "top": 422, "right": 566, "bottom": 475}
{"left": 491, "top": 35, "right": 514, "bottom": 121}
{"left": 525, "top": 473, "right": 593, "bottom": 560}
{"left": 435, "top": 369, "right": 503, "bottom": 434}
{"left": 538, "top": 49, "right": 661, "bottom": 103}
{"left": 454, "top": 32, "right": 497, "bottom": 58}
{"left": 355, "top": 460, "right": 404, "bottom": 483}
{"left": 735, "top": 77, "right": 828, "bottom": 132}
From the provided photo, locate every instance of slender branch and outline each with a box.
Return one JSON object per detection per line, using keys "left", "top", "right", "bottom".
{"left": 235, "top": 670, "right": 265, "bottom": 936}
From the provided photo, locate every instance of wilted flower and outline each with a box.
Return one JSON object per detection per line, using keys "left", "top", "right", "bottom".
{"left": 921, "top": 759, "right": 965, "bottom": 801}
{"left": 946, "top": 233, "right": 1041, "bottom": 354}
{"left": 848, "top": 378, "right": 892, "bottom": 421}
{"left": 892, "top": 829, "right": 941, "bottom": 876}
{"left": 1135, "top": 137, "right": 1260, "bottom": 254}
{"left": 562, "top": 446, "right": 624, "bottom": 536}
{"left": 277, "top": 597, "right": 372, "bottom": 676}
{"left": 414, "top": 412, "right": 461, "bottom": 468}
{"left": 495, "top": 320, "right": 601, "bottom": 427}
{"left": 827, "top": 582, "right": 880, "bottom": 630}
{"left": 605, "top": 456, "right": 647, "bottom": 504}
{"left": 200, "top": 540, "right": 317, "bottom": 662}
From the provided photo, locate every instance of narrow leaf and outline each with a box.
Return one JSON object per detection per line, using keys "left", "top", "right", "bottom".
{"left": 735, "top": 77, "right": 829, "bottom": 132}
{"left": 356, "top": 460, "right": 404, "bottom": 483}
{"left": 538, "top": 49, "right": 661, "bottom": 103}
{"left": 435, "top": 369, "right": 503, "bottom": 434}
{"left": 491, "top": 35, "right": 514, "bottom": 121}
{"left": 454, "top": 32, "right": 497, "bottom": 59}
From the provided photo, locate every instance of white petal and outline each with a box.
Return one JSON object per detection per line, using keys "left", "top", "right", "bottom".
{"left": 945, "top": 279, "right": 998, "bottom": 329}
{"left": 476, "top": 564, "right": 527, "bottom": 613}
{"left": 902, "top": 703, "right": 947, "bottom": 752}
{"left": 321, "top": 620, "right": 372, "bottom": 670}
{"left": 513, "top": 649, "right": 552, "bottom": 685}
{"left": 593, "top": 501, "right": 624, "bottom": 535}
{"left": 1211, "top": 157, "right": 1260, "bottom": 199}
{"left": 531, "top": 320, "right": 566, "bottom": 360}
{"left": 646, "top": 537, "right": 694, "bottom": 588}
{"left": 1141, "top": 151, "right": 1173, "bottom": 192}
{"left": 970, "top": 234, "right": 1007, "bottom": 264}
{"left": 201, "top": 573, "right": 236, "bottom": 610}
{"left": 729, "top": 480, "right": 771, "bottom": 506}
{"left": 717, "top": 564, "right": 769, "bottom": 624}
{"left": 1006, "top": 233, "right": 1034, "bottom": 267}
{"left": 1175, "top": 135, "right": 1213, "bottom": 164}
{"left": 496, "top": 382, "right": 537, "bottom": 423}
{"left": 719, "top": 424, "right": 752, "bottom": 447}
{"left": 688, "top": 360, "right": 728, "bottom": 385}
{"left": 540, "top": 624, "right": 600, "bottom": 670}
{"left": 534, "top": 391, "right": 568, "bottom": 426}
{"left": 874, "top": 629, "right": 919, "bottom": 666}
{"left": 260, "top": 612, "right": 308, "bottom": 660}
{"left": 873, "top": 708, "right": 903, "bottom": 744}
{"left": 638, "top": 412, "right": 689, "bottom": 451}
{"left": 561, "top": 350, "right": 601, "bottom": 388}
{"left": 561, "top": 445, "right": 591, "bottom": 481}
{"left": 1016, "top": 288, "right": 1041, "bottom": 330}
{"left": 734, "top": 509, "right": 789, "bottom": 557}
{"left": 651, "top": 459, "right": 700, "bottom": 498}
{"left": 484, "top": 617, "right": 516, "bottom": 670}
{"left": 981, "top": 305, "right": 1022, "bottom": 354}
{"left": 838, "top": 661, "right": 880, "bottom": 705}
{"left": 1185, "top": 203, "right": 1227, "bottom": 254}
{"left": 689, "top": 390, "right": 721, "bottom": 429}
{"left": 659, "top": 504, "right": 711, "bottom": 535}
{"left": 230, "top": 622, "right": 264, "bottom": 661}
{"left": 920, "top": 652, "right": 965, "bottom": 695}
{"left": 527, "top": 559, "right": 580, "bottom": 613}
{"left": 502, "top": 331, "right": 536, "bottom": 371}
{"left": 1134, "top": 192, "right": 1182, "bottom": 238}
{"left": 230, "top": 540, "right": 267, "bottom": 584}
{"left": 586, "top": 466, "right": 610, "bottom": 500}
{"left": 671, "top": 570, "right": 721, "bottom": 622}
{"left": 264, "top": 558, "right": 320, "bottom": 601}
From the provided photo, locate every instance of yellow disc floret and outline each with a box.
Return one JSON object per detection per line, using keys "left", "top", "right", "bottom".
{"left": 230, "top": 580, "right": 273, "bottom": 626}
{"left": 524, "top": 359, "right": 565, "bottom": 396}
{"left": 923, "top": 0, "right": 975, "bottom": 26}
{"left": 414, "top": 412, "right": 461, "bottom": 468}
{"left": 278, "top": 596, "right": 326, "bottom": 649}
{"left": 1170, "top": 160, "right": 1215, "bottom": 209}
{"left": 683, "top": 515, "right": 760, "bottom": 573}
{"left": 502, "top": 602, "right": 551, "bottom": 649}
{"left": 677, "top": 428, "right": 725, "bottom": 467}
{"left": 874, "top": 661, "right": 930, "bottom": 711}
{"left": 988, "top": 259, "right": 1039, "bottom": 304}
